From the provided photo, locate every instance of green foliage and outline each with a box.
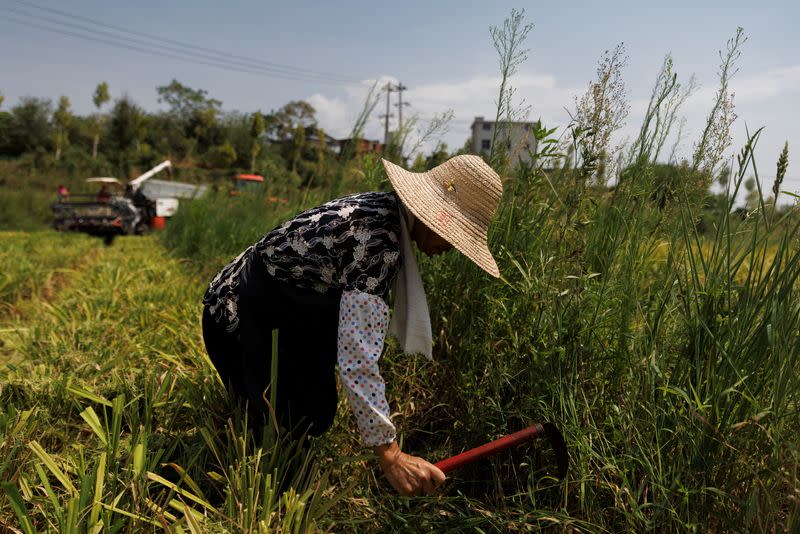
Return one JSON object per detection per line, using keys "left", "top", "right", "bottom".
{"left": 266, "top": 100, "right": 317, "bottom": 141}
{"left": 250, "top": 111, "right": 265, "bottom": 172}
{"left": 628, "top": 54, "right": 696, "bottom": 168}
{"left": 773, "top": 141, "right": 789, "bottom": 199}
{"left": 2, "top": 15, "right": 798, "bottom": 532}
{"left": 108, "top": 95, "right": 145, "bottom": 176}
{"left": 153, "top": 119, "right": 800, "bottom": 531}
{"left": 0, "top": 236, "right": 346, "bottom": 531}
{"left": 52, "top": 96, "right": 73, "bottom": 161}
{"left": 162, "top": 186, "right": 324, "bottom": 272}
{"left": 5, "top": 97, "right": 52, "bottom": 154}
{"left": 0, "top": 232, "right": 96, "bottom": 312}
{"left": 205, "top": 140, "right": 238, "bottom": 170}
{"left": 156, "top": 78, "right": 221, "bottom": 120}
{"left": 91, "top": 82, "right": 111, "bottom": 159}
{"left": 0, "top": 188, "right": 55, "bottom": 231}
{"left": 0, "top": 83, "right": 348, "bottom": 212}
{"left": 489, "top": 8, "right": 532, "bottom": 175}
{"left": 92, "top": 82, "right": 110, "bottom": 110}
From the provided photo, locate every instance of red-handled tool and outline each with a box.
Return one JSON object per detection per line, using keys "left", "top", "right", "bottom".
{"left": 434, "top": 422, "right": 568, "bottom": 479}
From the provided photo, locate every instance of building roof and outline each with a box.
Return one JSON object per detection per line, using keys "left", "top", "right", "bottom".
{"left": 471, "top": 116, "right": 539, "bottom": 129}
{"left": 235, "top": 174, "right": 264, "bottom": 182}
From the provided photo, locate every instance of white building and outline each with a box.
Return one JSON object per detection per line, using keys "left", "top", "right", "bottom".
{"left": 470, "top": 116, "right": 538, "bottom": 165}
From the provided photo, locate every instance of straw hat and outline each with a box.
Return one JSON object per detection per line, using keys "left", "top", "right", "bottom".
{"left": 382, "top": 155, "right": 503, "bottom": 277}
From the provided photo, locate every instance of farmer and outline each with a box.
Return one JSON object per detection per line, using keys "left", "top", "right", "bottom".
{"left": 97, "top": 185, "right": 111, "bottom": 202}
{"left": 57, "top": 184, "right": 70, "bottom": 201}
{"left": 201, "top": 155, "right": 502, "bottom": 496}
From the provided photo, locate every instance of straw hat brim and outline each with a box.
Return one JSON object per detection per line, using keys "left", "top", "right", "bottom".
{"left": 383, "top": 158, "right": 500, "bottom": 278}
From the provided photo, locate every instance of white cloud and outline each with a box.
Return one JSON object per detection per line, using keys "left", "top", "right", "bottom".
{"left": 306, "top": 75, "right": 398, "bottom": 140}
{"left": 306, "top": 94, "right": 349, "bottom": 136}
{"left": 407, "top": 72, "right": 575, "bottom": 125}
{"left": 306, "top": 71, "right": 581, "bottom": 154}
{"left": 730, "top": 65, "right": 800, "bottom": 102}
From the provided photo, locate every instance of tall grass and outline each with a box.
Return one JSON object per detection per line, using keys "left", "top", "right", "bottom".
{"left": 153, "top": 17, "right": 799, "bottom": 531}
{"left": 400, "top": 123, "right": 798, "bottom": 530}
{"left": 330, "top": 17, "right": 796, "bottom": 532}
{"left": 162, "top": 187, "right": 324, "bottom": 276}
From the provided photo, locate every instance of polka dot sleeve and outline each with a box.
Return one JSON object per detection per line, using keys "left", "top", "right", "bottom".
{"left": 337, "top": 289, "right": 396, "bottom": 447}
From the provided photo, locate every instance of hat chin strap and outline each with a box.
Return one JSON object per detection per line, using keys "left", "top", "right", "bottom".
{"left": 389, "top": 202, "right": 433, "bottom": 359}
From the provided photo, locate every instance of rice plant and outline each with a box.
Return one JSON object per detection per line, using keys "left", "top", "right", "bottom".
{"left": 0, "top": 237, "right": 349, "bottom": 532}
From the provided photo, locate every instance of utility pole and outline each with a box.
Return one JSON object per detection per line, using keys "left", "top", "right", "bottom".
{"left": 394, "top": 83, "right": 409, "bottom": 132}
{"left": 380, "top": 83, "right": 395, "bottom": 146}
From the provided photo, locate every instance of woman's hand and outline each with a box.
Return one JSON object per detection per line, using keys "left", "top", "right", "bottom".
{"left": 373, "top": 441, "right": 446, "bottom": 496}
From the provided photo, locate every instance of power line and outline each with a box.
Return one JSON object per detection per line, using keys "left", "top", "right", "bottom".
{"left": 11, "top": 0, "right": 363, "bottom": 84}
{"left": 0, "top": 13, "right": 345, "bottom": 85}
{"left": 1, "top": 4, "right": 365, "bottom": 86}
{"left": 0, "top": 8, "right": 358, "bottom": 85}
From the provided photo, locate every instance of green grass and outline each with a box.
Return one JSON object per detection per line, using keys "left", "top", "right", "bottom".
{"left": 0, "top": 188, "right": 59, "bottom": 231}
{"left": 162, "top": 187, "right": 330, "bottom": 278}
{"left": 0, "top": 236, "right": 349, "bottom": 532}
{"left": 0, "top": 231, "right": 99, "bottom": 314}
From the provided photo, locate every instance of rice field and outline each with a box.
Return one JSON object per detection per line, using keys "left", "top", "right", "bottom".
{"left": 0, "top": 235, "right": 346, "bottom": 532}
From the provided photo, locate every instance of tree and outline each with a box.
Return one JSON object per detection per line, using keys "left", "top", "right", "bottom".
{"left": 109, "top": 96, "right": 144, "bottom": 176}
{"left": 250, "top": 111, "right": 264, "bottom": 172}
{"left": 410, "top": 152, "right": 426, "bottom": 172}
{"left": 91, "top": 82, "right": 110, "bottom": 159}
{"left": 186, "top": 106, "right": 220, "bottom": 154}
{"left": 207, "top": 141, "right": 237, "bottom": 169}
{"left": 263, "top": 101, "right": 319, "bottom": 175}
{"left": 53, "top": 96, "right": 73, "bottom": 161}
{"left": 156, "top": 79, "right": 221, "bottom": 120}
{"left": 156, "top": 80, "right": 222, "bottom": 158}
{"left": 8, "top": 97, "right": 52, "bottom": 155}
{"left": 424, "top": 142, "right": 450, "bottom": 170}
{"left": 288, "top": 123, "right": 306, "bottom": 173}
{"left": 265, "top": 101, "right": 317, "bottom": 141}
{"left": 0, "top": 93, "right": 9, "bottom": 156}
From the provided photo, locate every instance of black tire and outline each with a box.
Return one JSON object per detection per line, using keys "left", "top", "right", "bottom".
{"left": 103, "top": 234, "right": 115, "bottom": 246}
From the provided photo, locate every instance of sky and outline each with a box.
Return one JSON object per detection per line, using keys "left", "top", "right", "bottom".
{"left": 1, "top": 0, "right": 798, "bottom": 195}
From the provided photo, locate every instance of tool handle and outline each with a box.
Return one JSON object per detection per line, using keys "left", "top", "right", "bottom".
{"left": 434, "top": 424, "right": 546, "bottom": 474}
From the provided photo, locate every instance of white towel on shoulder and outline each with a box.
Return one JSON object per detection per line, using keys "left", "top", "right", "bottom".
{"left": 389, "top": 202, "right": 433, "bottom": 359}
